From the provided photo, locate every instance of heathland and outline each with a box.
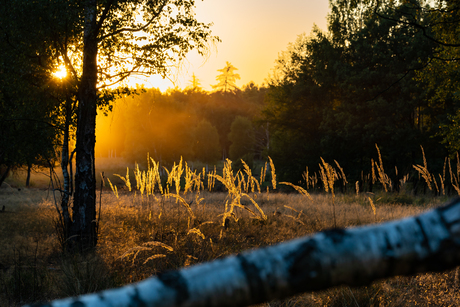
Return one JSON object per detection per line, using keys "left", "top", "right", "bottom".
{"left": 1, "top": 155, "right": 460, "bottom": 306}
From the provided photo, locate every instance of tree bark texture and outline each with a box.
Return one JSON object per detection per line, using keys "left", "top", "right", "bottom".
{"left": 71, "top": 0, "right": 98, "bottom": 251}
{"left": 59, "top": 98, "right": 72, "bottom": 243}
{"left": 27, "top": 198, "right": 460, "bottom": 307}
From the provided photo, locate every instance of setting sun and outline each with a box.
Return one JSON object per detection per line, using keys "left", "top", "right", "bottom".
{"left": 53, "top": 64, "right": 67, "bottom": 79}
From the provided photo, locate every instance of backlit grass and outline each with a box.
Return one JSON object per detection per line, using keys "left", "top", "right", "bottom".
{"left": 1, "top": 150, "right": 459, "bottom": 306}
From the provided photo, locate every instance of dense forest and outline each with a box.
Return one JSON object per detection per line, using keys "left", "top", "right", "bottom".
{"left": 261, "top": 0, "right": 460, "bottom": 185}
{"left": 2, "top": 0, "right": 460, "bottom": 189}
{"left": 94, "top": 0, "right": 460, "bottom": 189}
{"left": 95, "top": 80, "right": 267, "bottom": 168}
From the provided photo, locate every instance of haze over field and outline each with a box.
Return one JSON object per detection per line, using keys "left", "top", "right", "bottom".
{"left": 129, "top": 0, "right": 330, "bottom": 91}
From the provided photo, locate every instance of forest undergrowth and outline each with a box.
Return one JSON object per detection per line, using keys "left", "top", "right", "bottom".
{"left": 1, "top": 150, "right": 460, "bottom": 306}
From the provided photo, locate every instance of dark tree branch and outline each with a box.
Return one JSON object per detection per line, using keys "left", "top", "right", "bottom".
{"left": 58, "top": 42, "right": 79, "bottom": 81}
{"left": 95, "top": 0, "right": 115, "bottom": 36}
{"left": 365, "top": 58, "right": 433, "bottom": 103}
{"left": 96, "top": 66, "right": 142, "bottom": 89}
{"left": 101, "top": 1, "right": 168, "bottom": 40}
{"left": 374, "top": 1, "right": 460, "bottom": 47}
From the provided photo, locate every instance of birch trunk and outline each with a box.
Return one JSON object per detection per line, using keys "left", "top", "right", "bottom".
{"left": 59, "top": 97, "right": 72, "bottom": 242}
{"left": 27, "top": 198, "right": 460, "bottom": 307}
{"left": 70, "top": 0, "right": 98, "bottom": 251}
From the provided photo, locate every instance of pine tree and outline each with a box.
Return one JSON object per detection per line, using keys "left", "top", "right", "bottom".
{"left": 212, "top": 62, "right": 240, "bottom": 92}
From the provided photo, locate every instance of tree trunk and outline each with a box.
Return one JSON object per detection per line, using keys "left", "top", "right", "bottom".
{"left": 25, "top": 162, "right": 31, "bottom": 188}
{"left": 70, "top": 0, "right": 98, "bottom": 251}
{"left": 0, "top": 165, "right": 11, "bottom": 188}
{"left": 60, "top": 96, "right": 73, "bottom": 246}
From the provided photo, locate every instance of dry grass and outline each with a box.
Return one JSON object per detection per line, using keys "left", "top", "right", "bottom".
{"left": 0, "top": 185, "right": 454, "bottom": 306}
{"left": 0, "top": 189, "right": 60, "bottom": 305}
{"left": 1, "top": 153, "right": 459, "bottom": 306}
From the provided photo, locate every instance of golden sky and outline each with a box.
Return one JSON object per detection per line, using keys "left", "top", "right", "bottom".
{"left": 127, "top": 0, "right": 330, "bottom": 91}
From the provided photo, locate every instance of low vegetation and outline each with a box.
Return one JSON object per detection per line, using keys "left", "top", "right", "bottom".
{"left": 1, "top": 154, "right": 460, "bottom": 306}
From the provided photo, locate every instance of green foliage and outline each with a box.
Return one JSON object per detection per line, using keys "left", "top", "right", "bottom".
{"left": 348, "top": 0, "right": 460, "bottom": 164}
{"left": 438, "top": 110, "right": 460, "bottom": 156}
{"left": 0, "top": 5, "right": 64, "bottom": 185}
{"left": 93, "top": 0, "right": 220, "bottom": 86}
{"left": 228, "top": 116, "right": 255, "bottom": 163}
{"left": 193, "top": 120, "right": 221, "bottom": 164}
{"left": 262, "top": 0, "right": 458, "bottom": 183}
{"left": 322, "top": 2, "right": 438, "bottom": 177}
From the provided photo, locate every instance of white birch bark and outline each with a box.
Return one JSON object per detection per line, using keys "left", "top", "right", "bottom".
{"left": 26, "top": 197, "right": 460, "bottom": 307}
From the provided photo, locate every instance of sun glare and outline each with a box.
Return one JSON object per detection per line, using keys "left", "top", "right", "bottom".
{"left": 53, "top": 64, "right": 67, "bottom": 79}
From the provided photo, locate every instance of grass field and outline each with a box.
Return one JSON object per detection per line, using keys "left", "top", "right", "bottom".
{"left": 1, "top": 157, "right": 460, "bottom": 306}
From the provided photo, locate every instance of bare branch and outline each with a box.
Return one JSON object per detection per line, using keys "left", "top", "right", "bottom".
{"left": 96, "top": 65, "right": 144, "bottom": 89}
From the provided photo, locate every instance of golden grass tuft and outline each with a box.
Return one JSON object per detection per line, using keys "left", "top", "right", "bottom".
{"left": 279, "top": 181, "right": 311, "bottom": 199}
{"left": 269, "top": 156, "right": 276, "bottom": 190}
{"left": 413, "top": 146, "right": 433, "bottom": 191}
{"left": 374, "top": 144, "right": 392, "bottom": 192}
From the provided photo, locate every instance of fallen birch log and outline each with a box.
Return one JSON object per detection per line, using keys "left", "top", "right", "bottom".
{"left": 27, "top": 197, "right": 460, "bottom": 307}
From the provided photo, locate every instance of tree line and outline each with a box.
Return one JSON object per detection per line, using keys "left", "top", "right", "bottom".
{"left": 262, "top": 0, "right": 460, "bottom": 186}
{"left": 95, "top": 80, "right": 267, "bottom": 168}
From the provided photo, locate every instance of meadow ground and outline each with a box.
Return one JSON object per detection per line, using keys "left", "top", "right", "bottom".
{"left": 1, "top": 159, "right": 460, "bottom": 306}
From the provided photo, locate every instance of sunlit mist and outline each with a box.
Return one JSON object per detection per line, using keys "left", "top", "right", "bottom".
{"left": 53, "top": 64, "right": 67, "bottom": 79}
{"left": 120, "top": 74, "right": 175, "bottom": 92}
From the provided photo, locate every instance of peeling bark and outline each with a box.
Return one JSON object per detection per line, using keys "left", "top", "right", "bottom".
{"left": 26, "top": 198, "right": 460, "bottom": 307}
